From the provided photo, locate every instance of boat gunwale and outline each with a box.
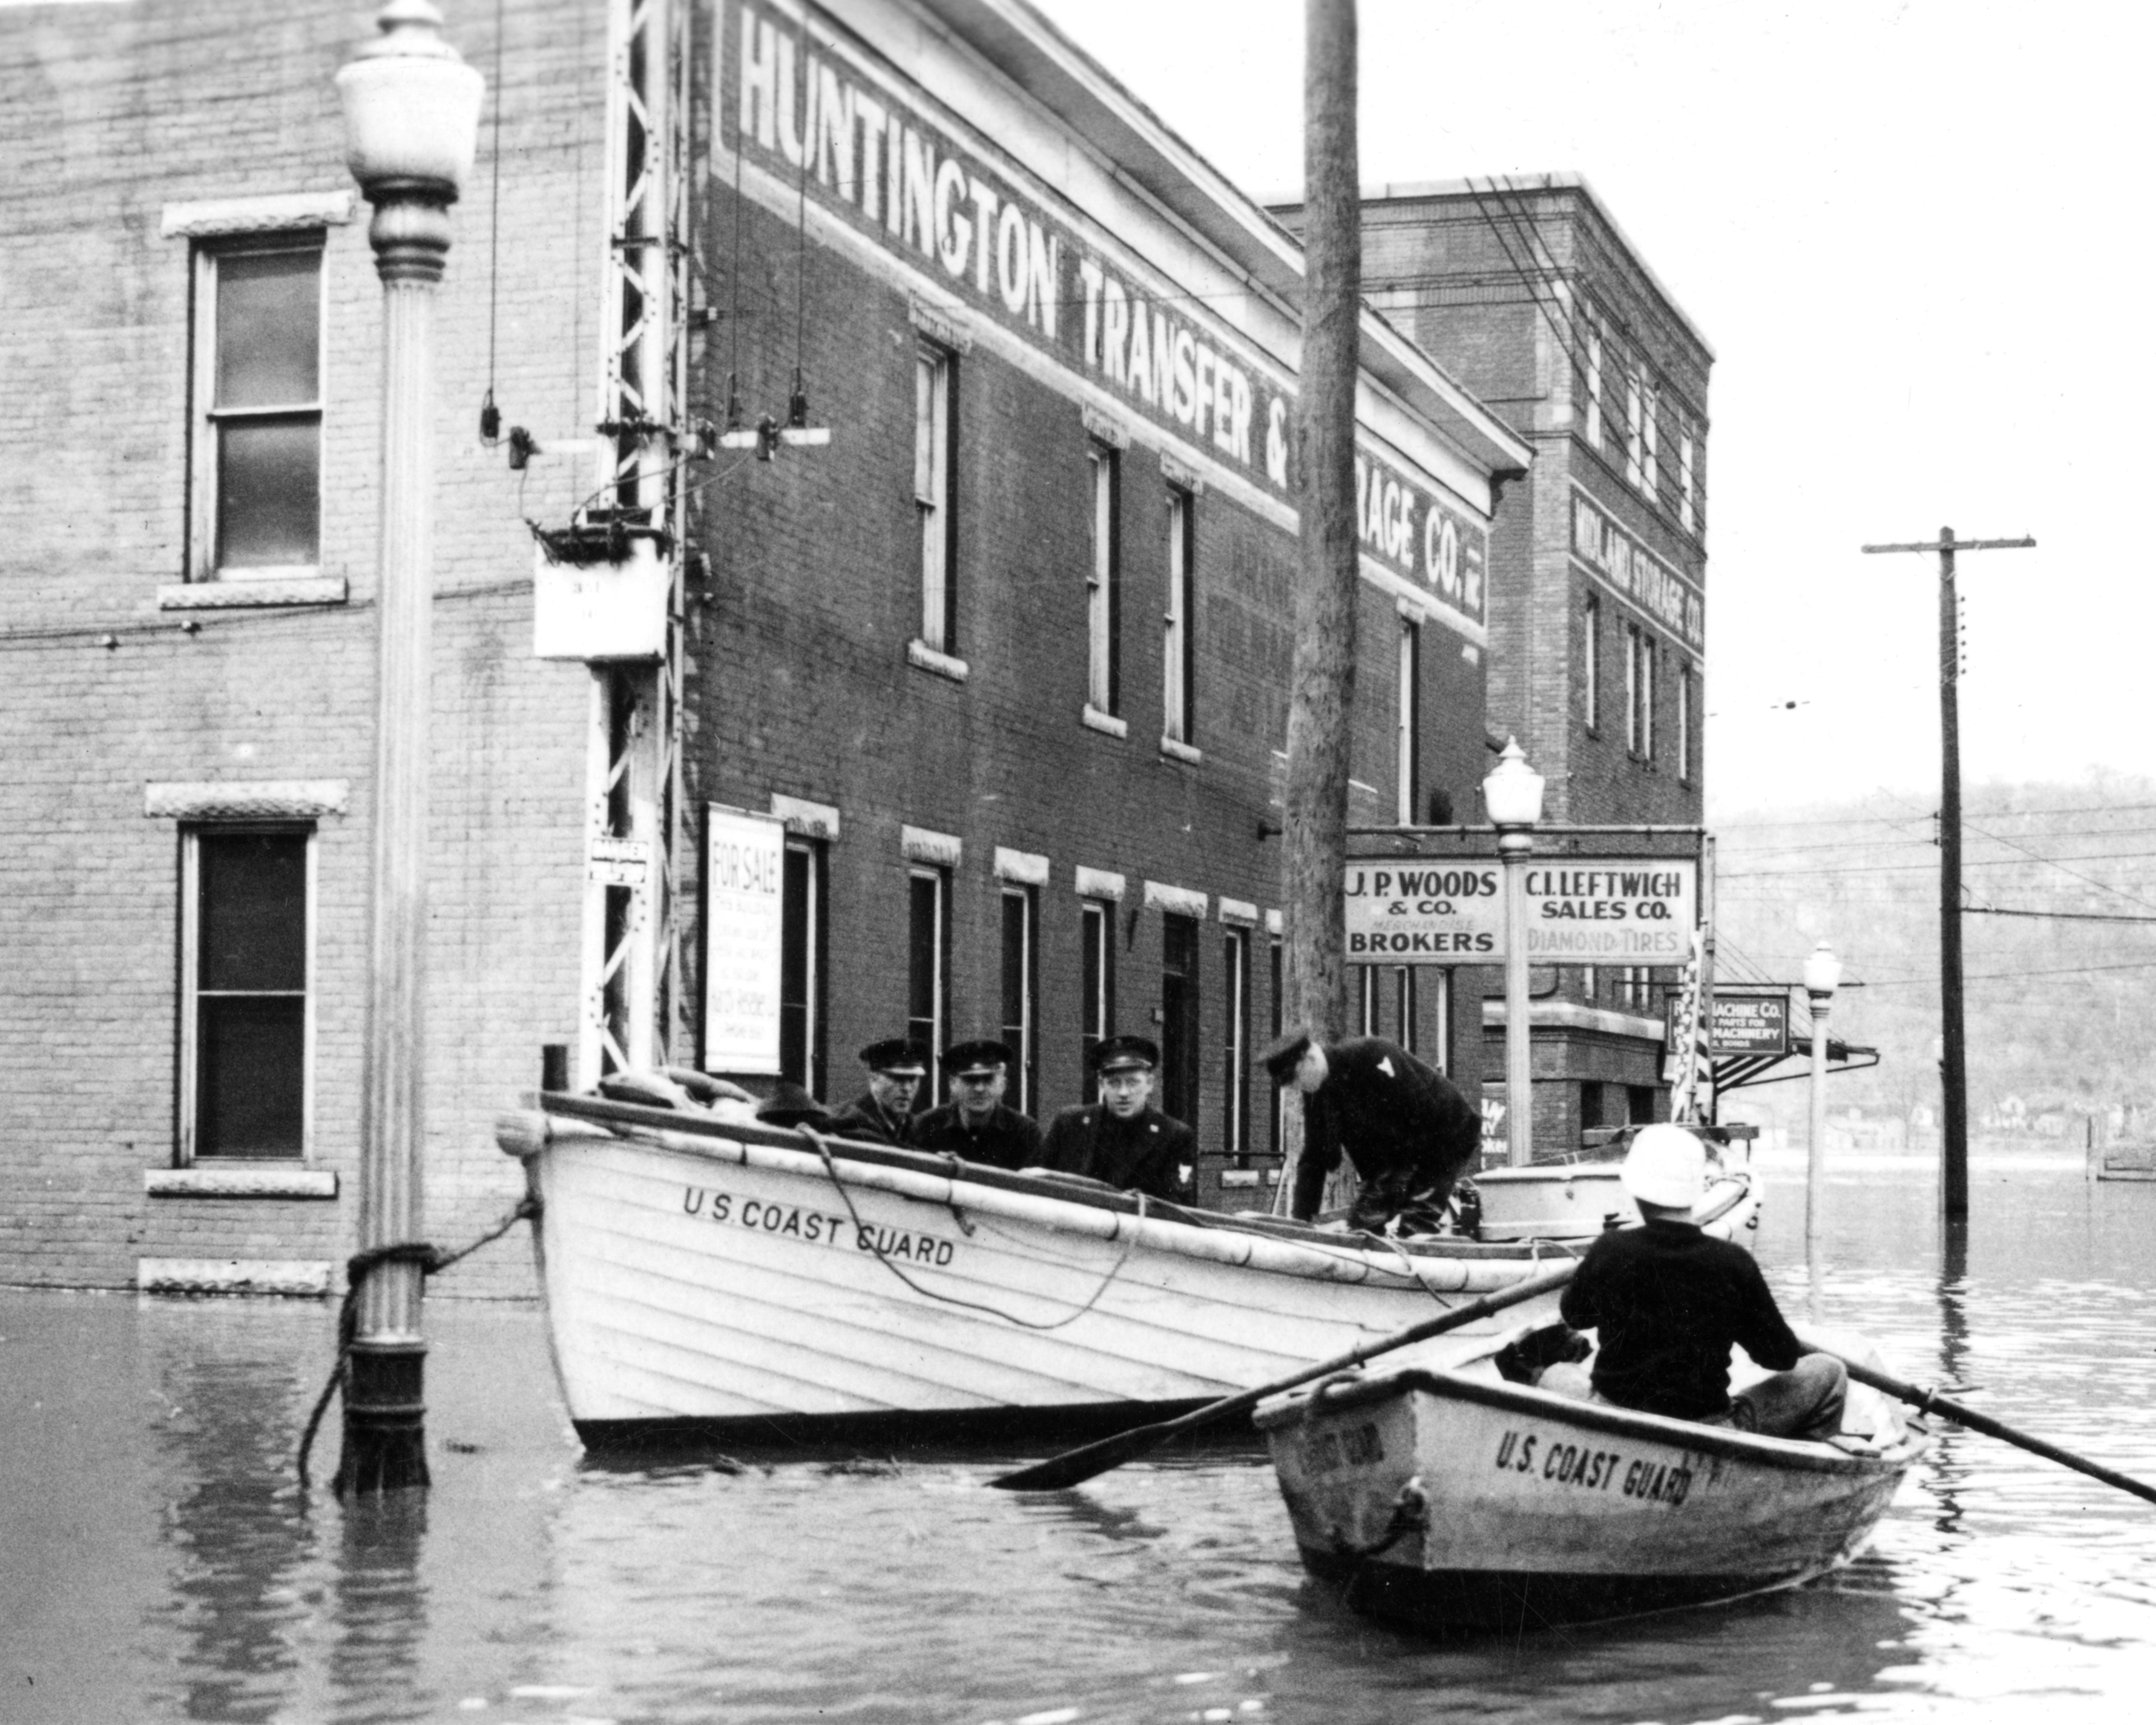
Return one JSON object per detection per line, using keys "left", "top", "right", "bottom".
{"left": 1253, "top": 1365, "right": 1927, "bottom": 1477}
{"left": 524, "top": 1091, "right": 1751, "bottom": 1262}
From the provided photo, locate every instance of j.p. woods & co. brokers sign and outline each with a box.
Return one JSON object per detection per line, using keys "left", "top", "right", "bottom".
{"left": 1344, "top": 858, "right": 1699, "bottom": 964}
{"left": 720, "top": 0, "right": 1487, "bottom": 627}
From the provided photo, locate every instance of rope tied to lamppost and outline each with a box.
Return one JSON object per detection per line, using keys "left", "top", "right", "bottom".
{"left": 296, "top": 1193, "right": 539, "bottom": 1489}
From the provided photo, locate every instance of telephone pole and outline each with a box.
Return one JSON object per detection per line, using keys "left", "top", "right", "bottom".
{"left": 1277, "top": 0, "right": 1360, "bottom": 1208}
{"left": 1861, "top": 526, "right": 2035, "bottom": 1220}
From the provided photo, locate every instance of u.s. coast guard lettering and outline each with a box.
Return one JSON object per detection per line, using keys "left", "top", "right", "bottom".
{"left": 681, "top": 1186, "right": 959, "bottom": 1266}
{"left": 1492, "top": 1427, "right": 1696, "bottom": 1506}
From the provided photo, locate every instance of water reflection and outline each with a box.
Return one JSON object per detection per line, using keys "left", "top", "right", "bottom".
{"left": 144, "top": 1307, "right": 319, "bottom": 1723}
{"left": 5, "top": 1162, "right": 2156, "bottom": 1724}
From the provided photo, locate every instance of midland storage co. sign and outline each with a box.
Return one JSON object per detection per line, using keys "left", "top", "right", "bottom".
{"left": 1345, "top": 858, "right": 1698, "bottom": 964}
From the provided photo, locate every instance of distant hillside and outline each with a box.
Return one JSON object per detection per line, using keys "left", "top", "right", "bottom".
{"left": 1707, "top": 776, "right": 2156, "bottom": 1133}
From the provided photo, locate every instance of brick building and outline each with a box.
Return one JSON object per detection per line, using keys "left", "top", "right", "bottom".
{"left": 0, "top": 0, "right": 1527, "bottom": 1296}
{"left": 1280, "top": 175, "right": 1715, "bottom": 1149}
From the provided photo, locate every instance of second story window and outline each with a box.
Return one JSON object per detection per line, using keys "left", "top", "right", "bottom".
{"left": 1643, "top": 383, "right": 1660, "bottom": 501}
{"left": 1396, "top": 617, "right": 1420, "bottom": 824}
{"left": 1164, "top": 485, "right": 1195, "bottom": 746}
{"left": 1678, "top": 665, "right": 1694, "bottom": 785}
{"left": 1087, "top": 442, "right": 1120, "bottom": 716}
{"left": 193, "top": 235, "right": 323, "bottom": 579}
{"left": 915, "top": 341, "right": 956, "bottom": 653}
{"left": 1080, "top": 898, "right": 1115, "bottom": 1101}
{"left": 1583, "top": 593, "right": 1602, "bottom": 733}
{"left": 1626, "top": 625, "right": 1656, "bottom": 763}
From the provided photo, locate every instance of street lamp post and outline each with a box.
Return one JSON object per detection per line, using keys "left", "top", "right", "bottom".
{"left": 333, "top": 0, "right": 483, "bottom": 1494}
{"left": 1803, "top": 941, "right": 1842, "bottom": 1268}
{"left": 1483, "top": 740, "right": 1545, "bottom": 1169}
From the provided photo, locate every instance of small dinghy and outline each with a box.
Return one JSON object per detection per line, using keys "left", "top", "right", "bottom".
{"left": 1255, "top": 1335, "right": 1927, "bottom": 1633}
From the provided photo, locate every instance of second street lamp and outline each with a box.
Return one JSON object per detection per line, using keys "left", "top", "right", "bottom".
{"left": 1803, "top": 940, "right": 1843, "bottom": 1267}
{"left": 1484, "top": 739, "right": 1545, "bottom": 1169}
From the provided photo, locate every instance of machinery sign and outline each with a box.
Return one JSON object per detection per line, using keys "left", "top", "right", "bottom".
{"left": 1345, "top": 857, "right": 1697, "bottom": 964}
{"left": 1672, "top": 991, "right": 1791, "bottom": 1056}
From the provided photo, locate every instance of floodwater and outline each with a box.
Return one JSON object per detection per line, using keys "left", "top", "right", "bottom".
{"left": 6, "top": 1151, "right": 2156, "bottom": 1725}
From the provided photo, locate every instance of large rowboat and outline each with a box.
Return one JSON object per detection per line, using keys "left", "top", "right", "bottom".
{"left": 495, "top": 1091, "right": 1759, "bottom": 1449}
{"left": 1256, "top": 1346, "right": 1926, "bottom": 1633}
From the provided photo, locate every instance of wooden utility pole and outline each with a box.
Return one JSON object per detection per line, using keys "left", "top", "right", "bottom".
{"left": 1861, "top": 526, "right": 2034, "bottom": 1220}
{"left": 1277, "top": 0, "right": 1360, "bottom": 1205}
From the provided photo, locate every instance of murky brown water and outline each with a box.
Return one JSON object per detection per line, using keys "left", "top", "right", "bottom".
{"left": 6, "top": 1151, "right": 2156, "bottom": 1724}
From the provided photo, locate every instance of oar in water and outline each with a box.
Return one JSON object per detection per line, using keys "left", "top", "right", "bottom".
{"left": 1806, "top": 1342, "right": 2156, "bottom": 1510}
{"left": 990, "top": 1261, "right": 1579, "bottom": 1492}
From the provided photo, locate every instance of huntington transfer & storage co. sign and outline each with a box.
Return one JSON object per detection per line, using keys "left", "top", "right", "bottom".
{"left": 1345, "top": 858, "right": 1698, "bottom": 964}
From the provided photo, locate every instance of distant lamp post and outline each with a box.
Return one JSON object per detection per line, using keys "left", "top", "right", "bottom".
{"left": 333, "top": 0, "right": 483, "bottom": 1495}
{"left": 1803, "top": 941, "right": 1843, "bottom": 1266}
{"left": 1484, "top": 739, "right": 1545, "bottom": 1168}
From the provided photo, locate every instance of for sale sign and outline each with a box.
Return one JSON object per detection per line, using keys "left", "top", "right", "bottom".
{"left": 1345, "top": 856, "right": 1697, "bottom": 964}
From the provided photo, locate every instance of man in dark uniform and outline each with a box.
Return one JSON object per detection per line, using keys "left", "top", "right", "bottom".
{"left": 1559, "top": 1124, "right": 1846, "bottom": 1439}
{"left": 1040, "top": 1035, "right": 1195, "bottom": 1204}
{"left": 908, "top": 1039, "right": 1044, "bottom": 1171}
{"left": 1263, "top": 1027, "right": 1480, "bottom": 1235}
{"left": 826, "top": 1038, "right": 928, "bottom": 1146}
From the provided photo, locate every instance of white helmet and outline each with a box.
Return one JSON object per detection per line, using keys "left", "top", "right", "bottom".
{"left": 1622, "top": 1123, "right": 1706, "bottom": 1210}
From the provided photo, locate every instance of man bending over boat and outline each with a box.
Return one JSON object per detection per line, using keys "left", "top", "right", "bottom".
{"left": 1039, "top": 1035, "right": 1195, "bottom": 1204}
{"left": 909, "top": 1039, "right": 1045, "bottom": 1172}
{"left": 1262, "top": 1029, "right": 1481, "bottom": 1235}
{"left": 828, "top": 1039, "right": 930, "bottom": 1146}
{"left": 1558, "top": 1124, "right": 1846, "bottom": 1441}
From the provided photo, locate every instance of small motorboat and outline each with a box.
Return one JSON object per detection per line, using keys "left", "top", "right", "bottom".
{"left": 1255, "top": 1334, "right": 1927, "bottom": 1633}
{"left": 494, "top": 1089, "right": 1761, "bottom": 1449}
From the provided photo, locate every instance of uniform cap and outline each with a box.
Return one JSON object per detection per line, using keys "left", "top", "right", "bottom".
{"left": 1621, "top": 1123, "right": 1707, "bottom": 1209}
{"left": 1260, "top": 1028, "right": 1314, "bottom": 1083}
{"left": 858, "top": 1037, "right": 929, "bottom": 1076}
{"left": 944, "top": 1038, "right": 1015, "bottom": 1078}
{"left": 1091, "top": 1034, "right": 1160, "bottom": 1074}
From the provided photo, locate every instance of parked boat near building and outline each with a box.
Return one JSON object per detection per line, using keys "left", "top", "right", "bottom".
{"left": 495, "top": 1091, "right": 1757, "bottom": 1449}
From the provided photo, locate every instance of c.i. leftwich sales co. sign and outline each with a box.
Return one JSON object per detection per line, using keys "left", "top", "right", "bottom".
{"left": 719, "top": 0, "right": 1488, "bottom": 629}
{"left": 1344, "top": 858, "right": 1698, "bottom": 965}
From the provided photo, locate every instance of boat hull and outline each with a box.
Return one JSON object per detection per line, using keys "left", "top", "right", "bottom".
{"left": 502, "top": 1098, "right": 1759, "bottom": 1450}
{"left": 1258, "top": 1366, "right": 1921, "bottom": 1632}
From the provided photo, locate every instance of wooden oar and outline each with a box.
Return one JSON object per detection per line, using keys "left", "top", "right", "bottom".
{"left": 1806, "top": 1342, "right": 2156, "bottom": 1510}
{"left": 990, "top": 1261, "right": 1579, "bottom": 1492}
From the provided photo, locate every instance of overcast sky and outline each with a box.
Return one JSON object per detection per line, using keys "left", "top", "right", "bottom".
{"left": 1031, "top": 0, "right": 2152, "bottom": 815}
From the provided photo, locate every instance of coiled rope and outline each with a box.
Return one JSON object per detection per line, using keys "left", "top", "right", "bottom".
{"left": 295, "top": 1194, "right": 540, "bottom": 1486}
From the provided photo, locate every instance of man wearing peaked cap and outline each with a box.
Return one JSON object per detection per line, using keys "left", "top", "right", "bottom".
{"left": 1263, "top": 1027, "right": 1480, "bottom": 1235}
{"left": 826, "top": 1038, "right": 930, "bottom": 1146}
{"left": 908, "top": 1038, "right": 1044, "bottom": 1171}
{"left": 1039, "top": 1035, "right": 1195, "bottom": 1205}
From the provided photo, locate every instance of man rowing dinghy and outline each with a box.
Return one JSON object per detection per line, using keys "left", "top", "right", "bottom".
{"left": 1556, "top": 1123, "right": 1845, "bottom": 1440}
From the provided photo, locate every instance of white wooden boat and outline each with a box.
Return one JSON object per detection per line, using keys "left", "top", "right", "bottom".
{"left": 1255, "top": 1342, "right": 1926, "bottom": 1632}
{"left": 495, "top": 1092, "right": 1760, "bottom": 1450}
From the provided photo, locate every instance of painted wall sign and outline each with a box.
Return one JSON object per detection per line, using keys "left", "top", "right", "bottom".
{"left": 702, "top": 804, "right": 787, "bottom": 1074}
{"left": 719, "top": 0, "right": 1486, "bottom": 624}
{"left": 1571, "top": 486, "right": 1704, "bottom": 651}
{"left": 1345, "top": 856, "right": 1698, "bottom": 964}
{"left": 1672, "top": 990, "right": 1792, "bottom": 1056}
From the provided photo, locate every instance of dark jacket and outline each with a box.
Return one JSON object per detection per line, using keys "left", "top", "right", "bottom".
{"left": 1040, "top": 1104, "right": 1194, "bottom": 1204}
{"left": 826, "top": 1091, "right": 915, "bottom": 1147}
{"left": 1559, "top": 1217, "right": 1804, "bottom": 1419}
{"left": 908, "top": 1101, "right": 1043, "bottom": 1172}
{"left": 1290, "top": 1037, "right": 1480, "bottom": 1222}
